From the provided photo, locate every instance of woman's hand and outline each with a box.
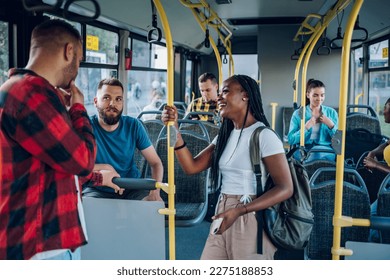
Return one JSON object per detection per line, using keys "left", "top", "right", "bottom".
{"left": 319, "top": 115, "right": 334, "bottom": 129}
{"left": 161, "top": 105, "right": 179, "bottom": 127}
{"left": 305, "top": 116, "right": 317, "bottom": 130}
{"left": 363, "top": 156, "right": 377, "bottom": 171}
{"left": 212, "top": 207, "right": 244, "bottom": 234}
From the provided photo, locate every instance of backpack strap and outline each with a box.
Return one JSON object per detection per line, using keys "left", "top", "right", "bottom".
{"left": 249, "top": 125, "right": 269, "bottom": 254}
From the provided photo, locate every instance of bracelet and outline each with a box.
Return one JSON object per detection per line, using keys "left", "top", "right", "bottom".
{"left": 174, "top": 141, "right": 186, "bottom": 151}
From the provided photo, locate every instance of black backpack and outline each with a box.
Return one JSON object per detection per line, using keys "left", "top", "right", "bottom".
{"left": 250, "top": 126, "right": 314, "bottom": 252}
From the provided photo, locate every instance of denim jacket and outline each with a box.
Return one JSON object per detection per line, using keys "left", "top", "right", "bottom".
{"left": 287, "top": 105, "right": 338, "bottom": 147}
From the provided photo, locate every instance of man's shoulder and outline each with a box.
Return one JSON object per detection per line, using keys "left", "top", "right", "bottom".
{"left": 121, "top": 115, "right": 137, "bottom": 123}
{"left": 121, "top": 115, "right": 144, "bottom": 129}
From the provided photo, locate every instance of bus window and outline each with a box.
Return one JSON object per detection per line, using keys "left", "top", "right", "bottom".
{"left": 127, "top": 70, "right": 167, "bottom": 117}
{"left": 351, "top": 47, "right": 363, "bottom": 104}
{"left": 86, "top": 25, "right": 118, "bottom": 65}
{"left": 185, "top": 59, "right": 192, "bottom": 104}
{"left": 369, "top": 70, "right": 390, "bottom": 137}
{"left": 75, "top": 67, "right": 113, "bottom": 116}
{"left": 151, "top": 44, "right": 167, "bottom": 69}
{"left": 222, "top": 54, "right": 258, "bottom": 81}
{"left": 0, "top": 20, "right": 8, "bottom": 85}
{"left": 369, "top": 39, "right": 389, "bottom": 69}
{"left": 132, "top": 39, "right": 150, "bottom": 68}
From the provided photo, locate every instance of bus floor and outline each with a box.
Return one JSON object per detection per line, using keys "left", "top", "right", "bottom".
{"left": 165, "top": 220, "right": 210, "bottom": 260}
{"left": 165, "top": 220, "right": 304, "bottom": 260}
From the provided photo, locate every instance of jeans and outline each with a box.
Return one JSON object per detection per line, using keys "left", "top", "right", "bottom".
{"left": 44, "top": 248, "right": 81, "bottom": 260}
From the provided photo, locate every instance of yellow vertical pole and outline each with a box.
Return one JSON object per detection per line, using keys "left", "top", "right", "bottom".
{"left": 354, "top": 92, "right": 363, "bottom": 112}
{"left": 332, "top": 0, "right": 364, "bottom": 260}
{"left": 300, "top": 28, "right": 325, "bottom": 147}
{"left": 270, "top": 102, "right": 278, "bottom": 130}
{"left": 153, "top": 0, "right": 176, "bottom": 260}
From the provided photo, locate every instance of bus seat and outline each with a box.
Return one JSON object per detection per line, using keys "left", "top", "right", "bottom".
{"left": 309, "top": 166, "right": 361, "bottom": 187}
{"left": 307, "top": 167, "right": 370, "bottom": 259}
{"left": 183, "top": 113, "right": 220, "bottom": 141}
{"left": 345, "top": 128, "right": 384, "bottom": 165}
{"left": 178, "top": 119, "right": 210, "bottom": 142}
{"left": 133, "top": 120, "right": 148, "bottom": 178}
{"left": 354, "top": 152, "right": 387, "bottom": 204}
{"left": 282, "top": 107, "right": 294, "bottom": 145}
{"left": 201, "top": 121, "right": 220, "bottom": 141}
{"left": 377, "top": 174, "right": 390, "bottom": 244}
{"left": 346, "top": 105, "right": 381, "bottom": 135}
{"left": 303, "top": 159, "right": 336, "bottom": 180}
{"left": 155, "top": 128, "right": 210, "bottom": 226}
{"left": 81, "top": 197, "right": 165, "bottom": 260}
{"left": 138, "top": 118, "right": 164, "bottom": 147}
{"left": 345, "top": 241, "right": 390, "bottom": 259}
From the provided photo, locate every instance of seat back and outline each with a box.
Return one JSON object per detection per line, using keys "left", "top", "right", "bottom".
{"left": 177, "top": 119, "right": 211, "bottom": 142}
{"left": 345, "top": 128, "right": 384, "bottom": 165}
{"left": 132, "top": 120, "right": 148, "bottom": 178}
{"left": 354, "top": 151, "right": 388, "bottom": 203}
{"left": 142, "top": 120, "right": 164, "bottom": 147}
{"left": 155, "top": 127, "right": 210, "bottom": 226}
{"left": 81, "top": 198, "right": 165, "bottom": 259}
{"left": 346, "top": 105, "right": 381, "bottom": 135}
{"left": 377, "top": 173, "right": 390, "bottom": 244}
{"left": 282, "top": 107, "right": 295, "bottom": 144}
{"left": 201, "top": 121, "right": 220, "bottom": 142}
{"left": 307, "top": 167, "right": 370, "bottom": 259}
{"left": 304, "top": 159, "right": 336, "bottom": 180}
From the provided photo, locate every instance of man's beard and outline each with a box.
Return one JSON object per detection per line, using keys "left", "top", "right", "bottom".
{"left": 97, "top": 106, "right": 122, "bottom": 125}
{"left": 62, "top": 53, "right": 78, "bottom": 88}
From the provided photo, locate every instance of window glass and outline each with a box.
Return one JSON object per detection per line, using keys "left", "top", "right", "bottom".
{"left": 222, "top": 54, "right": 258, "bottom": 82}
{"left": 351, "top": 47, "right": 363, "bottom": 104}
{"left": 0, "top": 21, "right": 9, "bottom": 85}
{"left": 86, "top": 25, "right": 118, "bottom": 65}
{"left": 150, "top": 44, "right": 167, "bottom": 69}
{"left": 75, "top": 67, "right": 116, "bottom": 116}
{"left": 126, "top": 70, "right": 167, "bottom": 117}
{"left": 185, "top": 60, "right": 192, "bottom": 104}
{"left": 368, "top": 40, "right": 389, "bottom": 69}
{"left": 132, "top": 39, "right": 150, "bottom": 67}
{"left": 369, "top": 70, "right": 390, "bottom": 136}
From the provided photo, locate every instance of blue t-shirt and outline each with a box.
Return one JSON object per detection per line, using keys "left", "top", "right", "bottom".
{"left": 90, "top": 115, "right": 152, "bottom": 192}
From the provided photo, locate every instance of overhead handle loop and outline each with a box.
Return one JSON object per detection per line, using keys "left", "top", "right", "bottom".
{"left": 147, "top": 0, "right": 162, "bottom": 43}
{"left": 63, "top": 0, "right": 101, "bottom": 22}
{"left": 22, "top": 0, "right": 63, "bottom": 12}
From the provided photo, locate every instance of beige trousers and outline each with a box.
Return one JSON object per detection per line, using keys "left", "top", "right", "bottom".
{"left": 201, "top": 194, "right": 277, "bottom": 260}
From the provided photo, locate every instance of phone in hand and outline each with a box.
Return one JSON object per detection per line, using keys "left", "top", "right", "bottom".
{"left": 210, "top": 218, "right": 223, "bottom": 235}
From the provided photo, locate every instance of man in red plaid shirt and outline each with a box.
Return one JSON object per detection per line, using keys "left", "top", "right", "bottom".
{"left": 0, "top": 19, "right": 101, "bottom": 260}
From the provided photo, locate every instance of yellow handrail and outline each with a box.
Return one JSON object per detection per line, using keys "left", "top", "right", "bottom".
{"left": 179, "top": 0, "right": 234, "bottom": 82}
{"left": 332, "top": 0, "right": 364, "bottom": 260}
{"left": 354, "top": 92, "right": 364, "bottom": 112}
{"left": 293, "top": 0, "right": 353, "bottom": 147}
{"left": 270, "top": 102, "right": 278, "bottom": 130}
{"left": 153, "top": 0, "right": 176, "bottom": 260}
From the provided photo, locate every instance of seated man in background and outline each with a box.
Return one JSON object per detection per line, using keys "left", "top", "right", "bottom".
{"left": 186, "top": 72, "right": 220, "bottom": 125}
{"left": 83, "top": 78, "right": 163, "bottom": 201}
{"left": 141, "top": 89, "right": 164, "bottom": 121}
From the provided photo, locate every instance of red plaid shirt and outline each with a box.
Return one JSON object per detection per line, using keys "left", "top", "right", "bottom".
{"left": 0, "top": 69, "right": 96, "bottom": 259}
